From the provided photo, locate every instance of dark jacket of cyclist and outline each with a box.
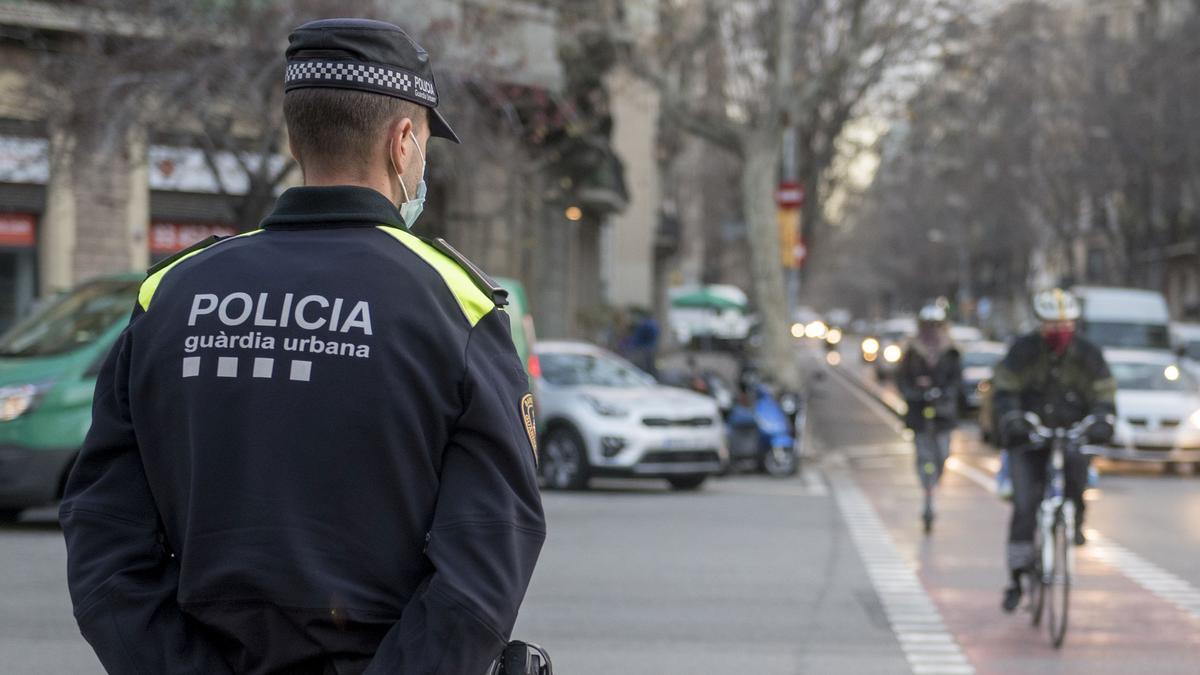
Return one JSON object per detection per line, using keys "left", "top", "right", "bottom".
{"left": 992, "top": 289, "right": 1115, "bottom": 613}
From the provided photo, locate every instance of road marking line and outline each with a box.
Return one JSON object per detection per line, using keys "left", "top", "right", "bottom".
{"left": 1087, "top": 532, "right": 1200, "bottom": 622}
{"left": 909, "top": 655, "right": 970, "bottom": 664}
{"left": 830, "top": 471, "right": 974, "bottom": 675}
{"left": 901, "top": 644, "right": 963, "bottom": 653}
{"left": 800, "top": 465, "right": 829, "bottom": 496}
{"left": 912, "top": 666, "right": 974, "bottom": 675}
{"left": 943, "top": 456, "right": 995, "bottom": 493}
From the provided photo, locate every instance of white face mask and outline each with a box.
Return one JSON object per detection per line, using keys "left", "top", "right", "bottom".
{"left": 391, "top": 131, "right": 426, "bottom": 229}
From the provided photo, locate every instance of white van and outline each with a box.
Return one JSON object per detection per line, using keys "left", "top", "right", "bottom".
{"left": 1072, "top": 286, "right": 1171, "bottom": 352}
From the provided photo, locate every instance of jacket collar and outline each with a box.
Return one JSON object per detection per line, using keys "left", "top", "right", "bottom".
{"left": 260, "top": 185, "right": 405, "bottom": 229}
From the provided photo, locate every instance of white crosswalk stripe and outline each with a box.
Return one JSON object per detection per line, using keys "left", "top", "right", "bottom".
{"left": 1088, "top": 531, "right": 1200, "bottom": 622}
{"left": 831, "top": 471, "right": 974, "bottom": 675}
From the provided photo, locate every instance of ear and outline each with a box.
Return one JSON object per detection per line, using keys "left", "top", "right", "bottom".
{"left": 387, "top": 117, "right": 415, "bottom": 175}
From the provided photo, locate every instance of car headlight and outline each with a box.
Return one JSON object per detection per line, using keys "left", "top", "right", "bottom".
{"left": 883, "top": 345, "right": 903, "bottom": 363}
{"left": 861, "top": 338, "right": 880, "bottom": 355}
{"left": 826, "top": 328, "right": 843, "bottom": 345}
{"left": 0, "top": 383, "right": 52, "bottom": 422}
{"left": 581, "top": 394, "right": 629, "bottom": 417}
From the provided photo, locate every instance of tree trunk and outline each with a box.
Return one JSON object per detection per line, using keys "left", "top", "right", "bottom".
{"left": 740, "top": 129, "right": 799, "bottom": 388}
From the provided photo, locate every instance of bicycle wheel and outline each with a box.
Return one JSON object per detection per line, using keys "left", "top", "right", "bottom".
{"left": 1045, "top": 516, "right": 1071, "bottom": 648}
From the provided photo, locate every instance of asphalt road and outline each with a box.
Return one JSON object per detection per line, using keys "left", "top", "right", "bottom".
{"left": 817, "top": 347, "right": 1200, "bottom": 674}
{"left": 4, "top": 347, "right": 1200, "bottom": 674}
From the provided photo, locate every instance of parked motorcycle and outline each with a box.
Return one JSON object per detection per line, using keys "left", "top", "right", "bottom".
{"left": 725, "top": 381, "right": 800, "bottom": 476}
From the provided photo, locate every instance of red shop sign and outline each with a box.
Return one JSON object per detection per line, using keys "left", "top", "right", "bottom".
{"left": 0, "top": 213, "right": 36, "bottom": 248}
{"left": 150, "top": 221, "right": 237, "bottom": 254}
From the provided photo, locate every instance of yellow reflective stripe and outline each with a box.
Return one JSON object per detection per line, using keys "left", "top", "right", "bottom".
{"left": 376, "top": 226, "right": 493, "bottom": 326}
{"left": 1094, "top": 375, "right": 1118, "bottom": 403}
{"left": 138, "top": 230, "right": 264, "bottom": 311}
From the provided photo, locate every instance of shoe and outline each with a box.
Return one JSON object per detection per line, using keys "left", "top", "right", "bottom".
{"left": 1074, "top": 529, "right": 1086, "bottom": 546}
{"left": 922, "top": 508, "right": 934, "bottom": 534}
{"left": 1002, "top": 583, "right": 1022, "bottom": 613}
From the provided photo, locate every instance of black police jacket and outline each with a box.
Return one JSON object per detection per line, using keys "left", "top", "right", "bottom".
{"left": 60, "top": 186, "right": 546, "bottom": 675}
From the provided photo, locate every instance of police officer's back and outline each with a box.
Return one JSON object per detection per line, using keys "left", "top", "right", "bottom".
{"left": 59, "top": 19, "right": 545, "bottom": 674}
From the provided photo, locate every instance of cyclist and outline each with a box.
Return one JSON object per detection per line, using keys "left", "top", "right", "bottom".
{"left": 897, "top": 303, "right": 962, "bottom": 532}
{"left": 993, "top": 288, "right": 1115, "bottom": 612}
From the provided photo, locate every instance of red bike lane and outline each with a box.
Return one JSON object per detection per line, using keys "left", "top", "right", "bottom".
{"left": 849, "top": 443, "right": 1200, "bottom": 674}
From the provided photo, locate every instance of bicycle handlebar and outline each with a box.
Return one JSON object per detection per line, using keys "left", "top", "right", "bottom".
{"left": 1020, "top": 412, "right": 1111, "bottom": 446}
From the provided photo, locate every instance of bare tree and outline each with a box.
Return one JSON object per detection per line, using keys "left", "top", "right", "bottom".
{"left": 630, "top": 0, "right": 957, "bottom": 385}
{"left": 824, "top": 0, "right": 1200, "bottom": 327}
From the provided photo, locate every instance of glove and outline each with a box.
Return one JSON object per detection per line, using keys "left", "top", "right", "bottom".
{"left": 1086, "top": 419, "right": 1114, "bottom": 444}
{"left": 1001, "top": 414, "right": 1034, "bottom": 447}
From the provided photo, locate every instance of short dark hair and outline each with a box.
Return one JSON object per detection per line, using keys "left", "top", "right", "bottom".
{"left": 284, "top": 88, "right": 426, "bottom": 173}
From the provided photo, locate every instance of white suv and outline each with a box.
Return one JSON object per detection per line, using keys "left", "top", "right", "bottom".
{"left": 533, "top": 341, "right": 725, "bottom": 491}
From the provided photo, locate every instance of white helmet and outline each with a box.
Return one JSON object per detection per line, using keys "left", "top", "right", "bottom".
{"left": 918, "top": 303, "right": 947, "bottom": 323}
{"left": 1033, "top": 288, "right": 1081, "bottom": 322}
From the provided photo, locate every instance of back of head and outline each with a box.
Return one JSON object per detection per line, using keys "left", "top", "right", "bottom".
{"left": 284, "top": 88, "right": 425, "bottom": 178}
{"left": 282, "top": 18, "right": 459, "bottom": 179}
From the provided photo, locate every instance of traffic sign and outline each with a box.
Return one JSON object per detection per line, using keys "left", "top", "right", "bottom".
{"left": 776, "top": 181, "right": 805, "bottom": 208}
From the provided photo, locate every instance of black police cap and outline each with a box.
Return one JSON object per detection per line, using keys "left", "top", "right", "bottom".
{"left": 285, "top": 18, "right": 460, "bottom": 144}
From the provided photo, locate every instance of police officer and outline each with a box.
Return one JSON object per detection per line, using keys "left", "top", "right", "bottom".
{"left": 60, "top": 18, "right": 545, "bottom": 674}
{"left": 993, "top": 288, "right": 1114, "bottom": 613}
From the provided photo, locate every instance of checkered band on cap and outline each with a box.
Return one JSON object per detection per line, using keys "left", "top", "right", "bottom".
{"left": 285, "top": 61, "right": 437, "bottom": 105}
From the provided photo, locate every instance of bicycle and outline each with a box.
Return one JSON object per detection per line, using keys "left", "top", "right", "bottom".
{"left": 1019, "top": 412, "right": 1104, "bottom": 649}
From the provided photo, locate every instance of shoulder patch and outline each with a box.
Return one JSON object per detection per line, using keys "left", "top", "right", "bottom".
{"left": 424, "top": 237, "right": 509, "bottom": 308}
{"left": 146, "top": 235, "right": 225, "bottom": 277}
{"left": 376, "top": 226, "right": 497, "bottom": 326}
{"left": 139, "top": 230, "right": 263, "bottom": 311}
{"left": 521, "top": 393, "right": 538, "bottom": 464}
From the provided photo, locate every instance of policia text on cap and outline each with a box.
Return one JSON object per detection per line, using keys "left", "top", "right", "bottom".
{"left": 59, "top": 18, "right": 546, "bottom": 675}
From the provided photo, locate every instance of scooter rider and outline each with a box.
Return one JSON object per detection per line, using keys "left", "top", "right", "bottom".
{"left": 993, "top": 288, "right": 1116, "bottom": 612}
{"left": 896, "top": 303, "right": 962, "bottom": 532}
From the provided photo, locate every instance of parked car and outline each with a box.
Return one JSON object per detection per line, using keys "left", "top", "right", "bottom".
{"left": 1073, "top": 286, "right": 1172, "bottom": 352}
{"left": 533, "top": 341, "right": 725, "bottom": 491}
{"left": 1095, "top": 349, "right": 1200, "bottom": 472}
{"left": 0, "top": 274, "right": 142, "bottom": 520}
{"left": 959, "top": 340, "right": 1007, "bottom": 412}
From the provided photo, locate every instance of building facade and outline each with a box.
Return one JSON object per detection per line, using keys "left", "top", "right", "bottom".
{"left": 0, "top": 0, "right": 638, "bottom": 339}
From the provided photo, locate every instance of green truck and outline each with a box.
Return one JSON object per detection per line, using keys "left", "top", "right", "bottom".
{"left": 0, "top": 274, "right": 141, "bottom": 520}
{"left": 0, "top": 273, "right": 535, "bottom": 520}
